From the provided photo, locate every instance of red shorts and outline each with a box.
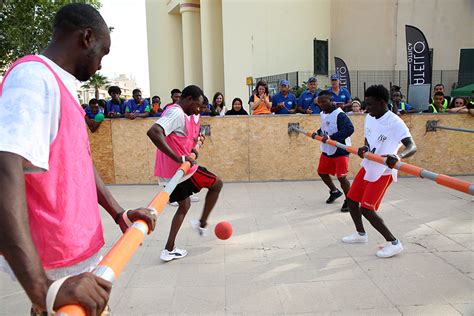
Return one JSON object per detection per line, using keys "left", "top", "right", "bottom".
{"left": 317, "top": 154, "right": 349, "bottom": 178}
{"left": 347, "top": 167, "right": 393, "bottom": 211}
{"left": 169, "top": 166, "right": 218, "bottom": 202}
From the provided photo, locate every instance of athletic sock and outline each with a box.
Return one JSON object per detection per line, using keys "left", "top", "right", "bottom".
{"left": 391, "top": 239, "right": 399, "bottom": 245}
{"left": 358, "top": 232, "right": 366, "bottom": 236}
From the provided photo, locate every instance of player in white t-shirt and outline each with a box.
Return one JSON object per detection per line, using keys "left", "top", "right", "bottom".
{"left": 342, "top": 85, "right": 417, "bottom": 258}
{"left": 0, "top": 4, "right": 156, "bottom": 315}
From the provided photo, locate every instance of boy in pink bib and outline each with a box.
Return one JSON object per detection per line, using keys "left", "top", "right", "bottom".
{"left": 148, "top": 85, "right": 224, "bottom": 262}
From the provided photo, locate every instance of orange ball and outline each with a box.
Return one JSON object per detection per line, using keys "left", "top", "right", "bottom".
{"left": 214, "top": 221, "right": 233, "bottom": 240}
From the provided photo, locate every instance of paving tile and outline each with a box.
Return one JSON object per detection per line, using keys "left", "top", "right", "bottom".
{"left": 397, "top": 304, "right": 462, "bottom": 315}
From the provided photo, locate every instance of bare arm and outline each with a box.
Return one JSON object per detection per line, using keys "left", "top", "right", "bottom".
{"left": 399, "top": 136, "right": 417, "bottom": 159}
{"left": 0, "top": 152, "right": 51, "bottom": 308}
{"left": 94, "top": 166, "right": 156, "bottom": 233}
{"left": 85, "top": 116, "right": 100, "bottom": 133}
{"left": 94, "top": 165, "right": 124, "bottom": 221}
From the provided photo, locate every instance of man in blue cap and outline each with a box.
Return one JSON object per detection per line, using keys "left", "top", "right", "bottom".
{"left": 296, "top": 76, "right": 322, "bottom": 114}
{"left": 271, "top": 79, "right": 297, "bottom": 114}
{"left": 328, "top": 73, "right": 352, "bottom": 112}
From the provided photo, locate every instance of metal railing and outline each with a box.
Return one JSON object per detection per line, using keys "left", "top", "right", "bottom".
{"left": 256, "top": 70, "right": 468, "bottom": 100}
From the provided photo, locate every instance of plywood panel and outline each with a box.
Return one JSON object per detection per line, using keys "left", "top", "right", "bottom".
{"left": 89, "top": 114, "right": 474, "bottom": 184}
{"left": 88, "top": 120, "right": 115, "bottom": 184}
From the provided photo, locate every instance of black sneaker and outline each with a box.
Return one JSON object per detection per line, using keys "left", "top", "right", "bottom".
{"left": 326, "top": 189, "right": 343, "bottom": 203}
{"left": 340, "top": 200, "right": 349, "bottom": 212}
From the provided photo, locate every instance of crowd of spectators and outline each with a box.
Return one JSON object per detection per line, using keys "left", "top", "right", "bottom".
{"left": 83, "top": 78, "right": 474, "bottom": 133}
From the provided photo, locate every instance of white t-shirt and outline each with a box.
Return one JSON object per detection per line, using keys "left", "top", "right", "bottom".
{"left": 0, "top": 55, "right": 79, "bottom": 172}
{"left": 361, "top": 111, "right": 411, "bottom": 182}
{"left": 320, "top": 107, "right": 351, "bottom": 156}
{"left": 155, "top": 105, "right": 196, "bottom": 183}
{"left": 156, "top": 105, "right": 187, "bottom": 136}
{"left": 0, "top": 57, "right": 96, "bottom": 279}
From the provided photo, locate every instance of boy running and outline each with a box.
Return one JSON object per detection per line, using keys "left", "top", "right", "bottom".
{"left": 147, "top": 85, "right": 223, "bottom": 262}
{"left": 342, "top": 85, "right": 417, "bottom": 258}
{"left": 314, "top": 90, "right": 354, "bottom": 212}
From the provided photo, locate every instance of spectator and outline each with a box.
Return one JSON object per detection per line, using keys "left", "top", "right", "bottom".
{"left": 429, "top": 84, "right": 451, "bottom": 105}
{"left": 85, "top": 98, "right": 100, "bottom": 119}
{"left": 98, "top": 99, "right": 106, "bottom": 113}
{"left": 81, "top": 103, "right": 88, "bottom": 110}
{"left": 105, "top": 85, "right": 125, "bottom": 117}
{"left": 427, "top": 92, "right": 448, "bottom": 113}
{"left": 271, "top": 79, "right": 297, "bottom": 114}
{"left": 296, "top": 76, "right": 321, "bottom": 114}
{"left": 226, "top": 98, "right": 248, "bottom": 115}
{"left": 200, "top": 95, "right": 212, "bottom": 116}
{"left": 125, "top": 88, "right": 150, "bottom": 119}
{"left": 390, "top": 91, "right": 416, "bottom": 114}
{"left": 249, "top": 80, "right": 272, "bottom": 115}
{"left": 447, "top": 97, "right": 468, "bottom": 113}
{"left": 347, "top": 99, "right": 364, "bottom": 115}
{"left": 211, "top": 92, "right": 226, "bottom": 116}
{"left": 84, "top": 99, "right": 104, "bottom": 133}
{"left": 469, "top": 91, "right": 474, "bottom": 117}
{"left": 150, "top": 95, "right": 163, "bottom": 117}
{"left": 165, "top": 88, "right": 182, "bottom": 110}
{"left": 328, "top": 73, "right": 352, "bottom": 112}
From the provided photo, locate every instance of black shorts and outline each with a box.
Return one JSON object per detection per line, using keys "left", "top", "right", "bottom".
{"left": 169, "top": 166, "right": 218, "bottom": 202}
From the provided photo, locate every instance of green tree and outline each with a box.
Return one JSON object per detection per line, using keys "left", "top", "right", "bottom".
{"left": 0, "top": 0, "right": 101, "bottom": 71}
{"left": 82, "top": 73, "right": 109, "bottom": 99}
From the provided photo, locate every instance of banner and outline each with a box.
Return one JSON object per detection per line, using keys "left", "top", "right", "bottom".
{"left": 405, "top": 25, "right": 432, "bottom": 85}
{"left": 334, "top": 57, "right": 351, "bottom": 92}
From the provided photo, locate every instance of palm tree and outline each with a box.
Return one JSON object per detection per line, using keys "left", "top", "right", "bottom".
{"left": 82, "top": 73, "right": 109, "bottom": 99}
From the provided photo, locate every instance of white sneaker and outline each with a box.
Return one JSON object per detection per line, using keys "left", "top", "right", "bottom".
{"left": 160, "top": 248, "right": 188, "bottom": 262}
{"left": 168, "top": 201, "right": 179, "bottom": 207}
{"left": 376, "top": 241, "right": 403, "bottom": 258}
{"left": 190, "top": 195, "right": 200, "bottom": 202}
{"left": 190, "top": 219, "right": 208, "bottom": 237}
{"left": 342, "top": 232, "right": 368, "bottom": 243}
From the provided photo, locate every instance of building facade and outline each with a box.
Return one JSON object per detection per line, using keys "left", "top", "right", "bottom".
{"left": 146, "top": 0, "right": 474, "bottom": 108}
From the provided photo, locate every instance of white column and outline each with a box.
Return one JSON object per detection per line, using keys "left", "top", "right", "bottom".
{"left": 180, "top": 1, "right": 203, "bottom": 87}
{"left": 200, "top": 0, "right": 225, "bottom": 97}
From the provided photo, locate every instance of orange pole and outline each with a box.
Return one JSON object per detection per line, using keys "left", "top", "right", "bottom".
{"left": 55, "top": 137, "right": 205, "bottom": 316}
{"left": 295, "top": 128, "right": 473, "bottom": 195}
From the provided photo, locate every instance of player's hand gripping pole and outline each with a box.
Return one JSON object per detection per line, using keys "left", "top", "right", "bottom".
{"left": 55, "top": 136, "right": 206, "bottom": 316}
{"left": 288, "top": 125, "right": 474, "bottom": 195}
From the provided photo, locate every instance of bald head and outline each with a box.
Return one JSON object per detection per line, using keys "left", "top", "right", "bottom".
{"left": 53, "top": 3, "right": 109, "bottom": 37}
{"left": 44, "top": 3, "right": 111, "bottom": 82}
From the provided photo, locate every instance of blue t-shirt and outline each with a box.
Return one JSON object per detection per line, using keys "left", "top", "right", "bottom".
{"left": 394, "top": 101, "right": 413, "bottom": 111}
{"left": 271, "top": 92, "right": 297, "bottom": 114}
{"left": 105, "top": 99, "right": 125, "bottom": 115}
{"left": 297, "top": 89, "right": 321, "bottom": 114}
{"left": 328, "top": 87, "right": 351, "bottom": 106}
{"left": 125, "top": 99, "right": 150, "bottom": 113}
{"left": 317, "top": 111, "right": 354, "bottom": 157}
{"left": 84, "top": 106, "right": 103, "bottom": 119}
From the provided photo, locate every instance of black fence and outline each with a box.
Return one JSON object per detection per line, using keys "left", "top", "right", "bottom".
{"left": 256, "top": 70, "right": 467, "bottom": 99}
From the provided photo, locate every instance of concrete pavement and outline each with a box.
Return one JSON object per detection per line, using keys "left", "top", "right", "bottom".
{"left": 1, "top": 177, "right": 473, "bottom": 315}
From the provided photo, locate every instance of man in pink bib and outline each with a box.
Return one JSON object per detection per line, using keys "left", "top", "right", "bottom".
{"left": 0, "top": 4, "right": 156, "bottom": 315}
{"left": 148, "top": 85, "right": 224, "bottom": 262}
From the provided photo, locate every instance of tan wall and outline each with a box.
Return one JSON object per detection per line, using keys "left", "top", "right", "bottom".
{"left": 221, "top": 0, "right": 331, "bottom": 111}
{"left": 146, "top": 0, "right": 184, "bottom": 103}
{"left": 90, "top": 114, "right": 474, "bottom": 184}
{"left": 331, "top": 0, "right": 474, "bottom": 71}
